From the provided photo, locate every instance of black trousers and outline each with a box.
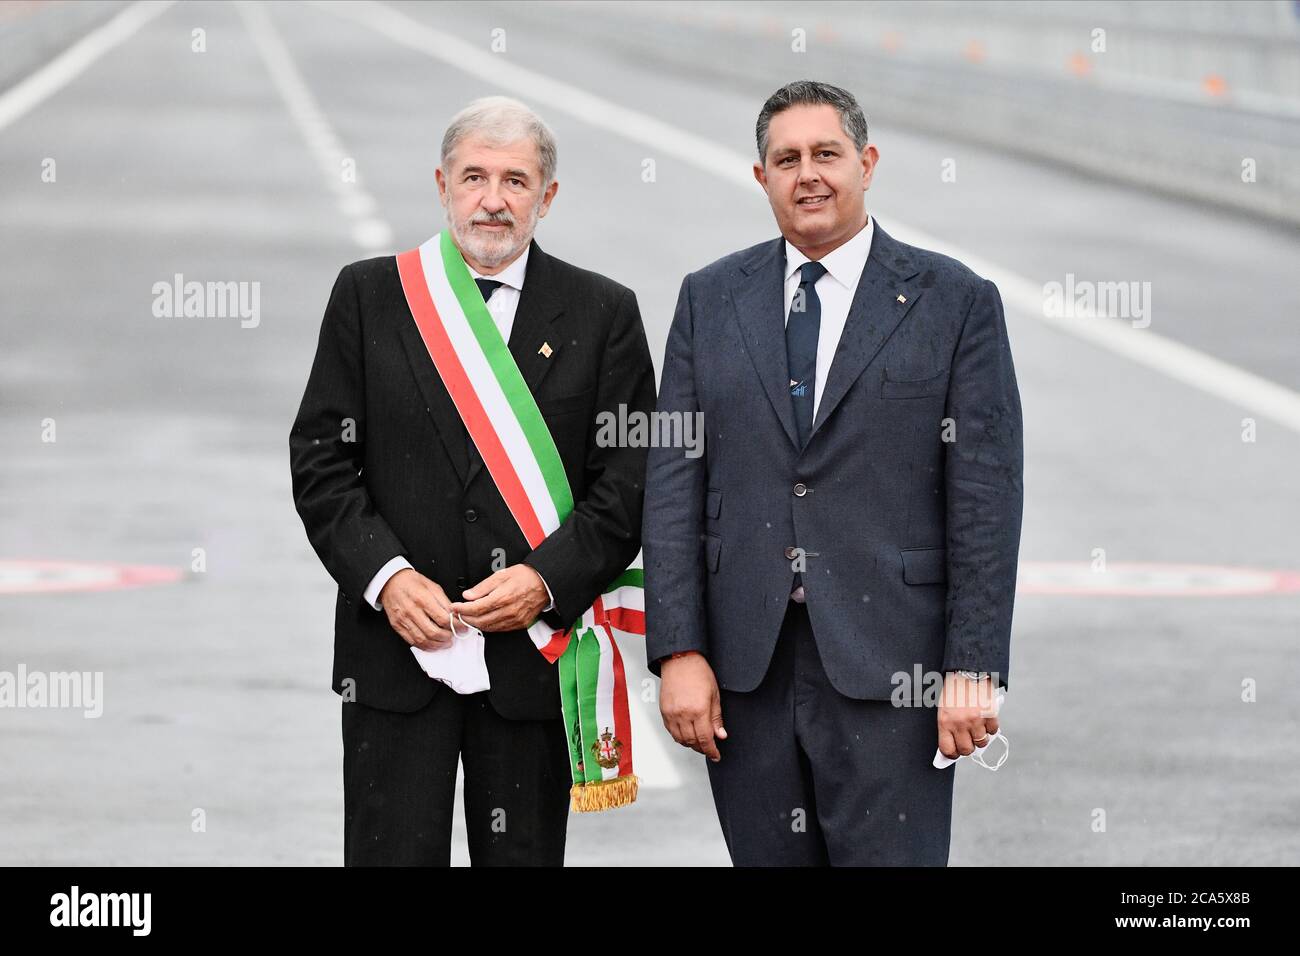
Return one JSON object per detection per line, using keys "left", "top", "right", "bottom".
{"left": 707, "top": 600, "right": 956, "bottom": 866}
{"left": 342, "top": 686, "right": 571, "bottom": 866}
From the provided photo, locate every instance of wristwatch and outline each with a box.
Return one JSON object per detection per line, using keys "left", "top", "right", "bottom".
{"left": 955, "top": 669, "right": 989, "bottom": 681}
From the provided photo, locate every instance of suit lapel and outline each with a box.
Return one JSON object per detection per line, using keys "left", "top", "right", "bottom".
{"left": 397, "top": 316, "right": 471, "bottom": 485}
{"left": 503, "top": 240, "right": 565, "bottom": 393}
{"left": 729, "top": 238, "right": 801, "bottom": 452}
{"left": 807, "top": 221, "right": 924, "bottom": 443}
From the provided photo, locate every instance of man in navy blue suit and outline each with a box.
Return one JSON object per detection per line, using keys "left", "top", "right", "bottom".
{"left": 643, "top": 81, "right": 1024, "bottom": 865}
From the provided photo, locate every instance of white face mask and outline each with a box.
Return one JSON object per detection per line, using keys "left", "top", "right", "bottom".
{"left": 932, "top": 730, "right": 1009, "bottom": 770}
{"left": 970, "top": 731, "right": 1010, "bottom": 771}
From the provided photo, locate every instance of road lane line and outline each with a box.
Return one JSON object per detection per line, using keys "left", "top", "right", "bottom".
{"left": 0, "top": 0, "right": 176, "bottom": 134}
{"left": 316, "top": 0, "right": 1300, "bottom": 436}
{"left": 236, "top": 1, "right": 391, "bottom": 251}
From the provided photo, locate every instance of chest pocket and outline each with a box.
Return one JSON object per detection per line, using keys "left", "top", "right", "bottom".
{"left": 536, "top": 386, "right": 595, "bottom": 417}
{"left": 881, "top": 368, "right": 948, "bottom": 400}
{"left": 706, "top": 488, "right": 722, "bottom": 519}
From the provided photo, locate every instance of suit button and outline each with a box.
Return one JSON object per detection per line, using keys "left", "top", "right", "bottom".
{"left": 464, "top": 508, "right": 478, "bottom": 522}
{"left": 793, "top": 482, "right": 807, "bottom": 497}
{"left": 784, "top": 546, "right": 798, "bottom": 560}
{"left": 456, "top": 576, "right": 468, "bottom": 589}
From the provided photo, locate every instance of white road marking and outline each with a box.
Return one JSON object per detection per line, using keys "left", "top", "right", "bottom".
{"left": 1018, "top": 561, "right": 1300, "bottom": 596}
{"left": 0, "top": 0, "right": 176, "bottom": 134}
{"left": 236, "top": 1, "right": 391, "bottom": 251}
{"left": 316, "top": 0, "right": 1300, "bottom": 436}
{"left": 0, "top": 559, "right": 183, "bottom": 594}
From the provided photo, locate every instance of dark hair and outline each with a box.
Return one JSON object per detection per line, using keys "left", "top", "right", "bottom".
{"left": 755, "top": 80, "right": 869, "bottom": 164}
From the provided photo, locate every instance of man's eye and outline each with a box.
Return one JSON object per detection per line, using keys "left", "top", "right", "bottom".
{"left": 818, "top": 151, "right": 835, "bottom": 158}
{"left": 509, "top": 179, "right": 524, "bottom": 187}
{"left": 465, "top": 174, "right": 483, "bottom": 183}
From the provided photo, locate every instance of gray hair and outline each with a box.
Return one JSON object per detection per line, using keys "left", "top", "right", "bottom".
{"left": 755, "top": 80, "right": 869, "bottom": 164}
{"left": 441, "top": 95, "right": 558, "bottom": 185}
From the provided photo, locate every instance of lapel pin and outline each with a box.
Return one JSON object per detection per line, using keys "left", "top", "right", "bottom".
{"left": 896, "top": 294, "right": 907, "bottom": 304}
{"left": 539, "top": 342, "right": 553, "bottom": 358}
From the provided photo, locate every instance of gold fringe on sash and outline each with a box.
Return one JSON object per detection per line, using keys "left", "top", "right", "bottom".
{"left": 569, "top": 775, "right": 639, "bottom": 813}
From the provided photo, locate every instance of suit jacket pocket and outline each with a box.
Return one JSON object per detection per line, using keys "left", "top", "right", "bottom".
{"left": 706, "top": 488, "right": 722, "bottom": 519}
{"left": 881, "top": 369, "right": 948, "bottom": 400}
{"left": 900, "top": 546, "right": 947, "bottom": 584}
{"left": 705, "top": 533, "right": 721, "bottom": 573}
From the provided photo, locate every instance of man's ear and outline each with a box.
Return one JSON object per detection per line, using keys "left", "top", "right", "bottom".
{"left": 435, "top": 166, "right": 448, "bottom": 204}
{"left": 752, "top": 161, "right": 768, "bottom": 194}
{"left": 860, "top": 144, "right": 879, "bottom": 190}
{"left": 537, "top": 179, "right": 559, "bottom": 219}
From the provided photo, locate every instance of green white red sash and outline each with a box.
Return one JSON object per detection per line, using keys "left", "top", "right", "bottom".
{"left": 396, "top": 230, "right": 644, "bottom": 812}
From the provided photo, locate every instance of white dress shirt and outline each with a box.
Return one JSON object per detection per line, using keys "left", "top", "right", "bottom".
{"left": 362, "top": 244, "right": 555, "bottom": 613}
{"left": 782, "top": 214, "right": 874, "bottom": 423}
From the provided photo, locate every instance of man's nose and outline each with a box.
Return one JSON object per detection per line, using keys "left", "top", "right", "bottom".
{"left": 480, "top": 186, "right": 507, "bottom": 213}
{"left": 797, "top": 158, "right": 820, "bottom": 186}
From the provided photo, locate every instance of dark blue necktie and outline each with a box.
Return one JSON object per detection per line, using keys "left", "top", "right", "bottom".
{"left": 786, "top": 260, "right": 826, "bottom": 448}
{"left": 474, "top": 278, "right": 503, "bottom": 303}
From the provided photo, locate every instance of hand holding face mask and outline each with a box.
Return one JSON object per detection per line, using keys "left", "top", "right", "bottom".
{"left": 933, "top": 690, "right": 1009, "bottom": 770}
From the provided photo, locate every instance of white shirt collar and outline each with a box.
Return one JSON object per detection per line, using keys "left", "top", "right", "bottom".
{"left": 783, "top": 214, "right": 874, "bottom": 287}
{"left": 466, "top": 242, "right": 531, "bottom": 291}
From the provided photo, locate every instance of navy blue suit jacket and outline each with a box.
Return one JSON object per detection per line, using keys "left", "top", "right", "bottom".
{"left": 643, "top": 220, "right": 1023, "bottom": 698}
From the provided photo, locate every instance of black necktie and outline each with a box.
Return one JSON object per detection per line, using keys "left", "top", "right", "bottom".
{"left": 786, "top": 260, "right": 826, "bottom": 448}
{"left": 474, "top": 278, "right": 503, "bottom": 303}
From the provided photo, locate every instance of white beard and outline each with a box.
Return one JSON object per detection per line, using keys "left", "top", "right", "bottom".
{"left": 445, "top": 194, "right": 542, "bottom": 268}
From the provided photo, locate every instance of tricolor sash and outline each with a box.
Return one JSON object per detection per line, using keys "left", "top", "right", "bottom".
{"left": 396, "top": 231, "right": 644, "bottom": 812}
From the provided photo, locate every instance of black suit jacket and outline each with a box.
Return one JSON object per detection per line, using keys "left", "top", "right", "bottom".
{"left": 290, "top": 239, "right": 656, "bottom": 719}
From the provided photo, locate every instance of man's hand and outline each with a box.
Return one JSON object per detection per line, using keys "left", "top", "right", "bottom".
{"left": 659, "top": 652, "right": 727, "bottom": 762}
{"left": 379, "top": 568, "right": 454, "bottom": 651}
{"left": 937, "top": 672, "right": 1000, "bottom": 760}
{"left": 449, "top": 564, "right": 549, "bottom": 633}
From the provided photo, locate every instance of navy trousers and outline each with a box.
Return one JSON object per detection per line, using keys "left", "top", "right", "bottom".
{"left": 707, "top": 600, "right": 956, "bottom": 866}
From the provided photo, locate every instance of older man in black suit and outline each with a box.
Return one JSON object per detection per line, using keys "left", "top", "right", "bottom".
{"left": 291, "top": 96, "right": 655, "bottom": 866}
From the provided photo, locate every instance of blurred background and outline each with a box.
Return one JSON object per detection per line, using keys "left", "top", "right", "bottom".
{"left": 1, "top": 0, "right": 1297, "bottom": 865}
